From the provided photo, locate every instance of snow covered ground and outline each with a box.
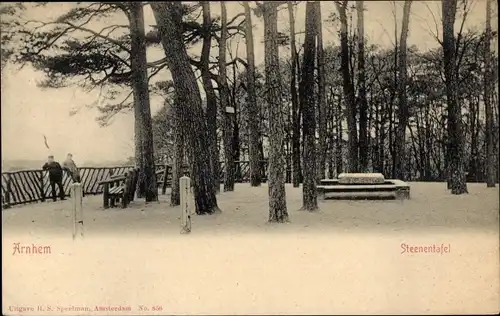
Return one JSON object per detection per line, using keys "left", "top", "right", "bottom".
{"left": 2, "top": 182, "right": 499, "bottom": 315}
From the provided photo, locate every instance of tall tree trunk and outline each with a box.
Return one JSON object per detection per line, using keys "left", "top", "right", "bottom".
{"left": 327, "top": 89, "right": 336, "bottom": 177}
{"left": 388, "top": 97, "right": 394, "bottom": 177}
{"left": 415, "top": 112, "right": 425, "bottom": 179}
{"left": 484, "top": 0, "right": 496, "bottom": 187}
{"left": 230, "top": 63, "right": 242, "bottom": 181}
{"left": 315, "top": 1, "right": 327, "bottom": 181}
{"left": 264, "top": 1, "right": 289, "bottom": 222}
{"left": 424, "top": 103, "right": 432, "bottom": 180}
{"left": 301, "top": 1, "right": 318, "bottom": 211}
{"left": 170, "top": 99, "right": 184, "bottom": 206}
{"left": 259, "top": 138, "right": 265, "bottom": 180}
{"left": 356, "top": 1, "right": 368, "bottom": 172}
{"left": 373, "top": 102, "right": 380, "bottom": 172}
{"left": 445, "top": 112, "right": 452, "bottom": 187}
{"left": 390, "top": 3, "right": 398, "bottom": 179}
{"left": 220, "top": 1, "right": 236, "bottom": 192}
{"left": 380, "top": 104, "right": 386, "bottom": 174}
{"left": 288, "top": 1, "right": 301, "bottom": 188}
{"left": 129, "top": 2, "right": 157, "bottom": 202}
{"left": 441, "top": 0, "right": 468, "bottom": 194}
{"left": 134, "top": 101, "right": 144, "bottom": 166}
{"left": 336, "top": 95, "right": 343, "bottom": 174}
{"left": 134, "top": 96, "right": 145, "bottom": 197}
{"left": 367, "top": 84, "right": 374, "bottom": 171}
{"left": 327, "top": 119, "right": 334, "bottom": 178}
{"left": 336, "top": 1, "right": 358, "bottom": 172}
{"left": 232, "top": 95, "right": 240, "bottom": 165}
{"left": 394, "top": 1, "right": 412, "bottom": 180}
{"left": 474, "top": 98, "right": 481, "bottom": 180}
{"left": 151, "top": 2, "right": 220, "bottom": 214}
{"left": 468, "top": 97, "right": 479, "bottom": 181}
{"left": 200, "top": 1, "right": 221, "bottom": 194}
{"left": 243, "top": 2, "right": 262, "bottom": 187}
{"left": 285, "top": 122, "right": 292, "bottom": 183}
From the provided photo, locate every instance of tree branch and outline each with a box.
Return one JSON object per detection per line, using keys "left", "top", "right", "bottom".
{"left": 63, "top": 21, "right": 131, "bottom": 53}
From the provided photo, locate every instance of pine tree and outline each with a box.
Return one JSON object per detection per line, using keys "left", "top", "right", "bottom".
{"left": 300, "top": 1, "right": 318, "bottom": 211}
{"left": 394, "top": 1, "right": 412, "bottom": 181}
{"left": 243, "top": 2, "right": 262, "bottom": 187}
{"left": 263, "top": 1, "right": 289, "bottom": 223}
{"left": 151, "top": 2, "right": 221, "bottom": 214}
{"left": 441, "top": 0, "right": 468, "bottom": 194}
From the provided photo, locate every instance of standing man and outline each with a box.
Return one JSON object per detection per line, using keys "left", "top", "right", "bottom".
{"left": 63, "top": 153, "right": 85, "bottom": 197}
{"left": 42, "top": 155, "right": 65, "bottom": 201}
{"left": 63, "top": 153, "right": 81, "bottom": 182}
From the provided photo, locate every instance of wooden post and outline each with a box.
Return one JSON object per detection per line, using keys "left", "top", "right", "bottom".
{"left": 39, "top": 171, "right": 45, "bottom": 202}
{"left": 180, "top": 176, "right": 191, "bottom": 234}
{"left": 4, "top": 173, "right": 11, "bottom": 209}
{"left": 103, "top": 183, "right": 110, "bottom": 209}
{"left": 161, "top": 165, "right": 169, "bottom": 195}
{"left": 71, "top": 183, "right": 84, "bottom": 240}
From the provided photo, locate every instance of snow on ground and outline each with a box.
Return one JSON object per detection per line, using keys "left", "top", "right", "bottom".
{"left": 2, "top": 182, "right": 499, "bottom": 315}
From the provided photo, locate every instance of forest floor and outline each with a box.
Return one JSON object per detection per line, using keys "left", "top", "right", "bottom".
{"left": 2, "top": 182, "right": 499, "bottom": 315}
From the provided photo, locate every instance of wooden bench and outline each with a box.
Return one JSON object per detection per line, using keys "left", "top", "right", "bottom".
{"left": 98, "top": 169, "right": 139, "bottom": 208}
{"left": 317, "top": 174, "right": 410, "bottom": 200}
{"left": 134, "top": 164, "right": 189, "bottom": 196}
{"left": 156, "top": 167, "right": 170, "bottom": 195}
{"left": 151, "top": 164, "right": 194, "bottom": 194}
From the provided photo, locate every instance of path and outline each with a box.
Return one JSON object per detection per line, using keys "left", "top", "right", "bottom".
{"left": 2, "top": 183, "right": 499, "bottom": 314}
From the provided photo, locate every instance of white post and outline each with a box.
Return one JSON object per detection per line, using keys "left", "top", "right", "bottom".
{"left": 180, "top": 176, "right": 191, "bottom": 234}
{"left": 71, "top": 183, "right": 84, "bottom": 240}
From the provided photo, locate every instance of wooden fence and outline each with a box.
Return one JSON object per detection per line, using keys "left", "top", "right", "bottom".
{"left": 1, "top": 160, "right": 268, "bottom": 209}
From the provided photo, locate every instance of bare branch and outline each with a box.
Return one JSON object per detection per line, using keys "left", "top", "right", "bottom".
{"left": 226, "top": 57, "right": 248, "bottom": 68}
{"left": 455, "top": 0, "right": 473, "bottom": 57}
{"left": 227, "top": 12, "right": 245, "bottom": 26}
{"left": 62, "top": 21, "right": 131, "bottom": 53}
{"left": 96, "top": 90, "right": 134, "bottom": 127}
{"left": 148, "top": 57, "right": 168, "bottom": 67}
{"left": 423, "top": 2, "right": 443, "bottom": 45}
{"left": 148, "top": 61, "right": 169, "bottom": 82}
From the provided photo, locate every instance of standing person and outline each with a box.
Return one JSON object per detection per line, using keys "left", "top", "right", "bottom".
{"left": 63, "top": 153, "right": 81, "bottom": 182}
{"left": 42, "top": 155, "right": 65, "bottom": 201}
{"left": 63, "top": 153, "right": 85, "bottom": 197}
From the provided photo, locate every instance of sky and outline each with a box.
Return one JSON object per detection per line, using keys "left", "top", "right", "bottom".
{"left": 1, "top": 0, "right": 497, "bottom": 164}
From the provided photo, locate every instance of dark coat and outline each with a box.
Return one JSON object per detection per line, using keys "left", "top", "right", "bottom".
{"left": 42, "top": 161, "right": 63, "bottom": 181}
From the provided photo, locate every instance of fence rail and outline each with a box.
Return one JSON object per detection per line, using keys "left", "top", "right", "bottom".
{"left": 1, "top": 161, "right": 268, "bottom": 209}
